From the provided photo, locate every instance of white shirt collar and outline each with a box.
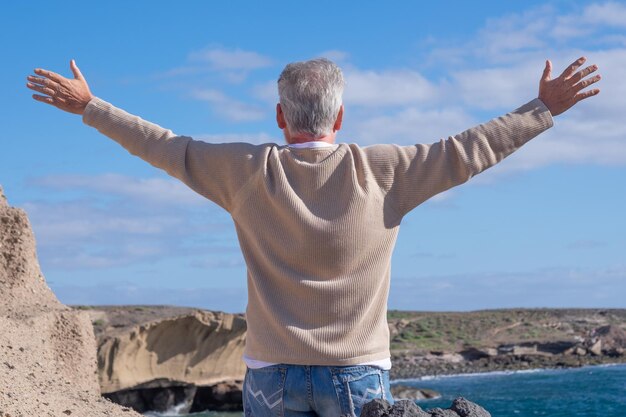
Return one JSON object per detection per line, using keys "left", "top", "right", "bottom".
{"left": 288, "top": 141, "right": 338, "bottom": 149}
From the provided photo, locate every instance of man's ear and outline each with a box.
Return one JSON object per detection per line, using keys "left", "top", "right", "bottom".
{"left": 276, "top": 103, "right": 287, "bottom": 129}
{"left": 333, "top": 105, "right": 344, "bottom": 132}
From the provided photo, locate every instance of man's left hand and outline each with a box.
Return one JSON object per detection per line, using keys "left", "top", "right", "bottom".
{"left": 538, "top": 56, "right": 601, "bottom": 117}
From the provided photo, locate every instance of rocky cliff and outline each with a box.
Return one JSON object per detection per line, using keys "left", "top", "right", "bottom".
{"left": 0, "top": 185, "right": 141, "bottom": 417}
{"left": 96, "top": 309, "right": 246, "bottom": 394}
{"left": 90, "top": 306, "right": 247, "bottom": 412}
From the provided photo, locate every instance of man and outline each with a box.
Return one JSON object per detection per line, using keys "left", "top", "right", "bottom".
{"left": 27, "top": 57, "right": 600, "bottom": 417}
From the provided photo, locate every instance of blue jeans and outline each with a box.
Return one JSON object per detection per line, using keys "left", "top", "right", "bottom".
{"left": 243, "top": 364, "right": 394, "bottom": 417}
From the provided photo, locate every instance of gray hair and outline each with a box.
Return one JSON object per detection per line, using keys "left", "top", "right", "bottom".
{"left": 277, "top": 58, "right": 344, "bottom": 138}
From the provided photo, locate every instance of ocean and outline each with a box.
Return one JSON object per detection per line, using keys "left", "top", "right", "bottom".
{"left": 147, "top": 363, "right": 626, "bottom": 417}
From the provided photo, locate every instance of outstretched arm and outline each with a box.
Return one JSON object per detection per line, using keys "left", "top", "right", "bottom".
{"left": 25, "top": 60, "right": 267, "bottom": 212}
{"left": 368, "top": 57, "right": 602, "bottom": 217}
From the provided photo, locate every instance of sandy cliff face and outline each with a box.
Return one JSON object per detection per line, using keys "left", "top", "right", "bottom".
{"left": 96, "top": 309, "right": 247, "bottom": 394}
{"left": 0, "top": 186, "right": 141, "bottom": 417}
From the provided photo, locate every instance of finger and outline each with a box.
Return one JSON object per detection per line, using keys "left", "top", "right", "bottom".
{"left": 561, "top": 56, "right": 587, "bottom": 79}
{"left": 569, "top": 64, "right": 598, "bottom": 84}
{"left": 542, "top": 60, "right": 552, "bottom": 81}
{"left": 32, "top": 94, "right": 55, "bottom": 104}
{"left": 34, "top": 68, "right": 65, "bottom": 83}
{"left": 27, "top": 75, "right": 59, "bottom": 89}
{"left": 26, "top": 81, "right": 56, "bottom": 96}
{"left": 26, "top": 75, "right": 49, "bottom": 86}
{"left": 573, "top": 74, "right": 602, "bottom": 92}
{"left": 70, "top": 59, "right": 84, "bottom": 80}
{"left": 575, "top": 88, "right": 600, "bottom": 103}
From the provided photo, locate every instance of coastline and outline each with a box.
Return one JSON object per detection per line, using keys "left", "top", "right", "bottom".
{"left": 388, "top": 362, "right": 626, "bottom": 417}
{"left": 390, "top": 361, "right": 626, "bottom": 383}
{"left": 147, "top": 363, "right": 626, "bottom": 417}
{"left": 389, "top": 351, "right": 626, "bottom": 381}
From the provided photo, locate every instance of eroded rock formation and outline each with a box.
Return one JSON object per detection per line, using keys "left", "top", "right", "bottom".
{"left": 97, "top": 310, "right": 246, "bottom": 394}
{"left": 94, "top": 307, "right": 247, "bottom": 412}
{"left": 0, "top": 185, "right": 141, "bottom": 417}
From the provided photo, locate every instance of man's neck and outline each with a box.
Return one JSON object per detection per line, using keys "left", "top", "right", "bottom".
{"left": 287, "top": 133, "right": 336, "bottom": 145}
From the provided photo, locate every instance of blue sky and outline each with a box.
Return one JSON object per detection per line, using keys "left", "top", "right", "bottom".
{"left": 2, "top": 1, "right": 625, "bottom": 312}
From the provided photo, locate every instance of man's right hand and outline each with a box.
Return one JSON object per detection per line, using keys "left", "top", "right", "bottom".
{"left": 538, "top": 56, "right": 601, "bottom": 117}
{"left": 26, "top": 59, "right": 93, "bottom": 115}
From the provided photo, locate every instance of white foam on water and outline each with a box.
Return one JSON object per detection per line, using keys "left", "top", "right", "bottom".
{"left": 143, "top": 400, "right": 192, "bottom": 417}
{"left": 392, "top": 367, "right": 547, "bottom": 383}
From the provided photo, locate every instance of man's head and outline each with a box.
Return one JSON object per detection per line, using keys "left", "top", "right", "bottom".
{"left": 277, "top": 58, "right": 345, "bottom": 144}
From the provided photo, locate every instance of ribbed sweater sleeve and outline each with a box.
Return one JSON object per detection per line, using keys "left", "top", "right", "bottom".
{"left": 82, "top": 97, "right": 268, "bottom": 211}
{"left": 364, "top": 98, "right": 554, "bottom": 217}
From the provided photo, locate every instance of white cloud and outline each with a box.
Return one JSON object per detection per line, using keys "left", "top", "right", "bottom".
{"left": 344, "top": 68, "right": 437, "bottom": 107}
{"left": 31, "top": 174, "right": 206, "bottom": 206}
{"left": 427, "top": 3, "right": 626, "bottom": 65}
{"left": 53, "top": 283, "right": 248, "bottom": 313}
{"left": 188, "top": 47, "right": 273, "bottom": 71}
{"left": 23, "top": 200, "right": 189, "bottom": 269}
{"left": 191, "top": 89, "right": 266, "bottom": 122}
{"left": 252, "top": 80, "right": 278, "bottom": 104}
{"left": 582, "top": 2, "right": 626, "bottom": 28}
{"left": 155, "top": 47, "right": 272, "bottom": 83}
{"left": 24, "top": 174, "right": 236, "bottom": 271}
{"left": 551, "top": 2, "right": 626, "bottom": 41}
{"left": 478, "top": 7, "right": 552, "bottom": 56}
{"left": 390, "top": 264, "right": 626, "bottom": 310}
{"left": 450, "top": 64, "right": 540, "bottom": 111}
{"left": 343, "top": 106, "right": 476, "bottom": 146}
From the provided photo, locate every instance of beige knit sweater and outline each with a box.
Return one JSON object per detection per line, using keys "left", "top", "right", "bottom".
{"left": 83, "top": 97, "right": 553, "bottom": 365}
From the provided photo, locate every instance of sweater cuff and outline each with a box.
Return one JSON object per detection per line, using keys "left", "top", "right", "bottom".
{"left": 82, "top": 96, "right": 111, "bottom": 127}
{"left": 524, "top": 97, "right": 555, "bottom": 131}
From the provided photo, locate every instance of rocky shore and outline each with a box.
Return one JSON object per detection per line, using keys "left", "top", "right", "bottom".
{"left": 362, "top": 397, "right": 491, "bottom": 417}
{"left": 83, "top": 305, "right": 626, "bottom": 412}
{"left": 387, "top": 309, "right": 626, "bottom": 380}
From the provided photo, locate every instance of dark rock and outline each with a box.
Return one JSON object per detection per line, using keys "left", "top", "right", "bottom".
{"left": 361, "top": 399, "right": 430, "bottom": 417}
{"left": 535, "top": 341, "right": 577, "bottom": 354}
{"left": 104, "top": 385, "right": 196, "bottom": 413}
{"left": 451, "top": 397, "right": 491, "bottom": 417}
{"left": 361, "top": 398, "right": 391, "bottom": 417}
{"left": 389, "top": 400, "right": 429, "bottom": 417}
{"left": 190, "top": 380, "right": 243, "bottom": 412}
{"left": 104, "top": 379, "right": 244, "bottom": 413}
{"left": 593, "top": 325, "right": 626, "bottom": 355}
{"left": 429, "top": 408, "right": 459, "bottom": 417}
{"left": 460, "top": 347, "right": 497, "bottom": 361}
{"left": 362, "top": 397, "right": 491, "bottom": 417}
{"left": 391, "top": 384, "right": 440, "bottom": 400}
